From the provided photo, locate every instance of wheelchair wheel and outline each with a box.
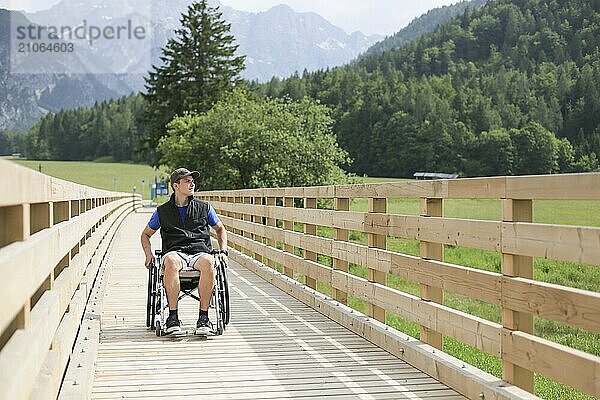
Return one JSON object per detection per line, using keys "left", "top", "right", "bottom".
{"left": 219, "top": 260, "right": 230, "bottom": 326}
{"left": 214, "top": 290, "right": 224, "bottom": 335}
{"left": 150, "top": 264, "right": 159, "bottom": 329}
{"left": 155, "top": 320, "right": 162, "bottom": 337}
{"left": 146, "top": 264, "right": 153, "bottom": 328}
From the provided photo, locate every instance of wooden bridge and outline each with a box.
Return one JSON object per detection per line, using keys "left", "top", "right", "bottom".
{"left": 1, "top": 158, "right": 599, "bottom": 399}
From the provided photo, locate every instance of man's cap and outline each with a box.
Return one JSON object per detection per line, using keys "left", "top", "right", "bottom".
{"left": 170, "top": 168, "right": 200, "bottom": 186}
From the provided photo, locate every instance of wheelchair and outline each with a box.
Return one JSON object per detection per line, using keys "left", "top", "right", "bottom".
{"left": 146, "top": 249, "right": 230, "bottom": 336}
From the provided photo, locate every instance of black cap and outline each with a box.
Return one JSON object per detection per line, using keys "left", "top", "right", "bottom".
{"left": 170, "top": 168, "right": 200, "bottom": 186}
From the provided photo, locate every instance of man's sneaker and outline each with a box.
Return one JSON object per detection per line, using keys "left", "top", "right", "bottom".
{"left": 195, "top": 315, "right": 211, "bottom": 335}
{"left": 165, "top": 314, "right": 182, "bottom": 334}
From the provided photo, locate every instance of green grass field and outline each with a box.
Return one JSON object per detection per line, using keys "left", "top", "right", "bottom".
{"left": 6, "top": 161, "right": 598, "bottom": 398}
{"left": 5, "top": 158, "right": 168, "bottom": 199}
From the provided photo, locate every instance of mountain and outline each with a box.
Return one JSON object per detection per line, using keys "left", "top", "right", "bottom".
{"left": 0, "top": 0, "right": 381, "bottom": 130}
{"left": 0, "top": 9, "right": 123, "bottom": 131}
{"left": 26, "top": 1, "right": 381, "bottom": 82}
{"left": 362, "top": 0, "right": 487, "bottom": 58}
{"left": 223, "top": 4, "right": 382, "bottom": 81}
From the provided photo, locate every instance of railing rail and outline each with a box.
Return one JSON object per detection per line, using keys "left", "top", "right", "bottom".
{"left": 198, "top": 172, "right": 600, "bottom": 399}
{"left": 0, "top": 159, "right": 141, "bottom": 399}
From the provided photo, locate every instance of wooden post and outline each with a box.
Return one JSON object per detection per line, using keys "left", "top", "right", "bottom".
{"left": 242, "top": 197, "right": 252, "bottom": 256}
{"left": 283, "top": 197, "right": 294, "bottom": 278}
{"left": 253, "top": 196, "right": 263, "bottom": 263}
{"left": 333, "top": 198, "right": 349, "bottom": 304}
{"left": 420, "top": 197, "right": 444, "bottom": 350}
{"left": 502, "top": 199, "right": 534, "bottom": 393}
{"left": 266, "top": 197, "right": 276, "bottom": 269}
{"left": 0, "top": 204, "right": 31, "bottom": 247}
{"left": 368, "top": 198, "right": 387, "bottom": 323}
{"left": 233, "top": 196, "right": 242, "bottom": 252}
{"left": 304, "top": 197, "right": 317, "bottom": 289}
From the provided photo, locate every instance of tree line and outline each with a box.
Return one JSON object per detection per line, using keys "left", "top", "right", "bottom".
{"left": 250, "top": 0, "right": 600, "bottom": 176}
{"left": 17, "top": 0, "right": 600, "bottom": 181}
{"left": 23, "top": 94, "right": 148, "bottom": 163}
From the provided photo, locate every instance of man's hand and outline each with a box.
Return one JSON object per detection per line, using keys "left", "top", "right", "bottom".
{"left": 145, "top": 254, "right": 154, "bottom": 269}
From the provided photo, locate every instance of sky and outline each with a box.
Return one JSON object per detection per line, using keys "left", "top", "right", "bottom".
{"left": 1, "top": 0, "right": 460, "bottom": 36}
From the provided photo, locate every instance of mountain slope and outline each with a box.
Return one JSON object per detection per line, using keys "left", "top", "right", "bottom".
{"left": 362, "top": 0, "right": 487, "bottom": 57}
{"left": 255, "top": 0, "right": 600, "bottom": 178}
{"left": 0, "top": 9, "right": 122, "bottom": 131}
{"left": 0, "top": 0, "right": 382, "bottom": 130}
{"left": 26, "top": 0, "right": 381, "bottom": 83}
{"left": 224, "top": 4, "right": 381, "bottom": 81}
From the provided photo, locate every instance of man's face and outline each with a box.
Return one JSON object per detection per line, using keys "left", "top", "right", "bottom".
{"left": 174, "top": 176, "right": 195, "bottom": 196}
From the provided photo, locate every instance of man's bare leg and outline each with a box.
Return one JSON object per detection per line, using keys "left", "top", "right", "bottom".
{"left": 163, "top": 253, "right": 182, "bottom": 333}
{"left": 193, "top": 253, "right": 215, "bottom": 334}
{"left": 194, "top": 253, "right": 215, "bottom": 311}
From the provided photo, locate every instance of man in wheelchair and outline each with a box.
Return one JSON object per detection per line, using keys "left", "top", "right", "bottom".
{"left": 141, "top": 168, "right": 228, "bottom": 335}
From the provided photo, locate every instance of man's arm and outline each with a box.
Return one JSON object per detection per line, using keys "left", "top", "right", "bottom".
{"left": 141, "top": 225, "right": 157, "bottom": 268}
{"left": 212, "top": 221, "right": 228, "bottom": 261}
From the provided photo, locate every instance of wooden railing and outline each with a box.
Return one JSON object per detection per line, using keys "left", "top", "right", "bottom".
{"left": 0, "top": 159, "right": 141, "bottom": 399}
{"left": 198, "top": 173, "right": 600, "bottom": 399}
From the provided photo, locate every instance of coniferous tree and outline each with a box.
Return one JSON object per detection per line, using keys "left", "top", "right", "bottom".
{"left": 143, "top": 0, "right": 245, "bottom": 164}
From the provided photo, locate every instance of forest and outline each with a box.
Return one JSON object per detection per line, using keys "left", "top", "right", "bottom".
{"left": 20, "top": 0, "right": 600, "bottom": 178}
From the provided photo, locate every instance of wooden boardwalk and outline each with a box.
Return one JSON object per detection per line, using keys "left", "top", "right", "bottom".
{"left": 91, "top": 209, "right": 465, "bottom": 399}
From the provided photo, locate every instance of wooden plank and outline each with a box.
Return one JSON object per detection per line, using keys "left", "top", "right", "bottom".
{"left": 197, "top": 173, "right": 600, "bottom": 201}
{"left": 334, "top": 180, "right": 448, "bottom": 199}
{"left": 0, "top": 159, "right": 124, "bottom": 208}
{"left": 502, "top": 329, "right": 600, "bottom": 397}
{"left": 447, "top": 176, "right": 506, "bottom": 199}
{"left": 388, "top": 215, "right": 502, "bottom": 252}
{"left": 212, "top": 201, "right": 366, "bottom": 233}
{"left": 502, "top": 277, "right": 600, "bottom": 333}
{"left": 502, "top": 222, "right": 600, "bottom": 265}
{"left": 31, "top": 287, "right": 85, "bottom": 400}
{"left": 0, "top": 290, "right": 62, "bottom": 399}
{"left": 506, "top": 173, "right": 600, "bottom": 200}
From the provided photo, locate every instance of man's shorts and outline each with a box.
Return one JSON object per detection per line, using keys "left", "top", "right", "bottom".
{"left": 160, "top": 250, "right": 213, "bottom": 272}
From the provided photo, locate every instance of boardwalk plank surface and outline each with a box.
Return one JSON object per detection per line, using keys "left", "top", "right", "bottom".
{"left": 91, "top": 210, "right": 466, "bottom": 399}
